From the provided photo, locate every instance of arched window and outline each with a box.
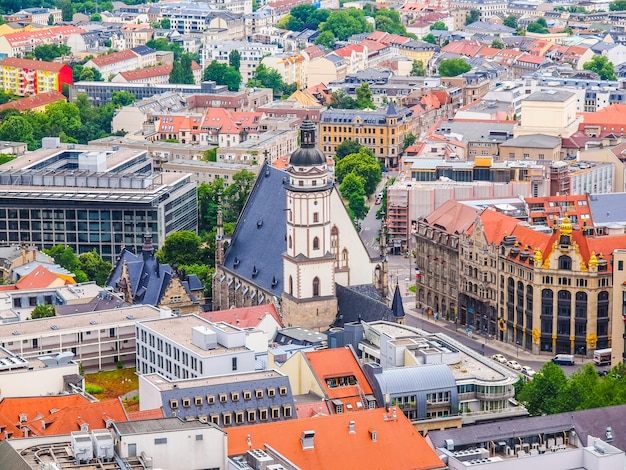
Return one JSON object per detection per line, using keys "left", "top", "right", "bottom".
{"left": 331, "top": 226, "right": 339, "bottom": 266}
{"left": 557, "top": 290, "right": 571, "bottom": 317}
{"left": 597, "top": 291, "right": 609, "bottom": 318}
{"left": 313, "top": 237, "right": 319, "bottom": 250}
{"left": 575, "top": 291, "right": 587, "bottom": 318}
{"left": 289, "top": 276, "right": 293, "bottom": 296}
{"left": 342, "top": 249, "right": 348, "bottom": 267}
{"left": 288, "top": 235, "right": 292, "bottom": 249}
{"left": 558, "top": 255, "right": 572, "bottom": 270}
{"left": 313, "top": 277, "right": 320, "bottom": 296}
{"left": 541, "top": 289, "right": 553, "bottom": 316}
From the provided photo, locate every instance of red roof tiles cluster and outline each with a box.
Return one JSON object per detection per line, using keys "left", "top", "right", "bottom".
{"left": 0, "top": 90, "right": 66, "bottom": 112}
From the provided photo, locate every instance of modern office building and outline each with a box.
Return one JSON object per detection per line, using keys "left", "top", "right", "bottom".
{"left": 0, "top": 142, "right": 197, "bottom": 262}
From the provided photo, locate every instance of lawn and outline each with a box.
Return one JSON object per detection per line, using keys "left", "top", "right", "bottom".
{"left": 84, "top": 368, "right": 140, "bottom": 412}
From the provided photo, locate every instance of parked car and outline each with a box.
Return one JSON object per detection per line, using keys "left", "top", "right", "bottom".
{"left": 507, "top": 360, "right": 522, "bottom": 370}
{"left": 521, "top": 366, "right": 536, "bottom": 377}
{"left": 492, "top": 354, "right": 507, "bottom": 364}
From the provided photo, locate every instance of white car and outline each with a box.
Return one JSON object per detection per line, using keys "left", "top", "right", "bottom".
{"left": 492, "top": 354, "right": 507, "bottom": 364}
{"left": 507, "top": 360, "right": 522, "bottom": 371}
{"left": 521, "top": 366, "right": 536, "bottom": 377}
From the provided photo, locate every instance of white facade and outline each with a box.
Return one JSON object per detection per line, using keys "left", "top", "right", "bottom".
{"left": 570, "top": 162, "right": 614, "bottom": 195}
{"left": 0, "top": 353, "right": 80, "bottom": 398}
{"left": 202, "top": 40, "right": 280, "bottom": 81}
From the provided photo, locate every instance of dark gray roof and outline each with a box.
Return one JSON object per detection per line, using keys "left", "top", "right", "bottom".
{"left": 391, "top": 285, "right": 405, "bottom": 319}
{"left": 334, "top": 284, "right": 394, "bottom": 327}
{"left": 588, "top": 193, "right": 626, "bottom": 225}
{"left": 131, "top": 45, "right": 156, "bottom": 56}
{"left": 365, "top": 363, "right": 456, "bottom": 394}
{"left": 0, "top": 440, "right": 30, "bottom": 470}
{"left": 114, "top": 417, "right": 222, "bottom": 435}
{"left": 428, "top": 404, "right": 626, "bottom": 452}
{"left": 223, "top": 162, "right": 287, "bottom": 295}
{"left": 56, "top": 294, "right": 130, "bottom": 315}
{"left": 107, "top": 248, "right": 199, "bottom": 306}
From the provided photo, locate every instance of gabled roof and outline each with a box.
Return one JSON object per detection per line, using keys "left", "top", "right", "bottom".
{"left": 118, "top": 63, "right": 172, "bottom": 81}
{"left": 15, "top": 264, "right": 74, "bottom": 289}
{"left": 226, "top": 407, "right": 445, "bottom": 470}
{"left": 304, "top": 347, "right": 374, "bottom": 403}
{"left": 90, "top": 48, "right": 138, "bottom": 67}
{"left": 335, "top": 284, "right": 394, "bottom": 327}
{"left": 479, "top": 208, "right": 521, "bottom": 245}
{"left": 0, "top": 90, "right": 66, "bottom": 112}
{"left": 422, "top": 199, "right": 479, "bottom": 235}
{"left": 0, "top": 395, "right": 127, "bottom": 439}
{"left": 198, "top": 303, "right": 283, "bottom": 329}
{"left": 0, "top": 57, "right": 67, "bottom": 73}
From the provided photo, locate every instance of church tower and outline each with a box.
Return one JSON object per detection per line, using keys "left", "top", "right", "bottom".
{"left": 281, "top": 119, "right": 338, "bottom": 330}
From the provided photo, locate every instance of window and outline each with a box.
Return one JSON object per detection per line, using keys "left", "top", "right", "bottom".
{"left": 271, "top": 406, "right": 280, "bottom": 419}
{"left": 313, "top": 237, "right": 319, "bottom": 250}
{"left": 222, "top": 412, "right": 232, "bottom": 426}
{"left": 247, "top": 409, "right": 256, "bottom": 422}
{"left": 288, "top": 235, "right": 292, "bottom": 249}
{"left": 155, "top": 438, "right": 167, "bottom": 445}
{"left": 219, "top": 393, "right": 227, "bottom": 403}
{"left": 169, "top": 399, "right": 178, "bottom": 409}
{"left": 558, "top": 255, "right": 572, "bottom": 270}
{"left": 207, "top": 395, "right": 215, "bottom": 405}
{"left": 232, "top": 357, "right": 237, "bottom": 371}
{"left": 267, "top": 387, "right": 276, "bottom": 397}
{"left": 195, "top": 434, "right": 203, "bottom": 441}
{"left": 210, "top": 414, "right": 220, "bottom": 425}
{"left": 259, "top": 408, "right": 269, "bottom": 421}
{"left": 243, "top": 390, "right": 252, "bottom": 400}
{"left": 255, "top": 389, "right": 264, "bottom": 399}
{"left": 194, "top": 396, "right": 203, "bottom": 406}
{"left": 313, "top": 277, "right": 320, "bottom": 296}
{"left": 289, "top": 276, "right": 293, "bottom": 296}
{"left": 182, "top": 398, "right": 191, "bottom": 408}
{"left": 283, "top": 405, "right": 292, "bottom": 418}
{"left": 235, "top": 411, "right": 244, "bottom": 424}
{"left": 279, "top": 386, "right": 288, "bottom": 396}
{"left": 313, "top": 212, "right": 319, "bottom": 223}
{"left": 231, "top": 392, "right": 239, "bottom": 402}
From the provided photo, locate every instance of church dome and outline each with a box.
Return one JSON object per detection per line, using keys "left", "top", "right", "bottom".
{"left": 289, "top": 119, "right": 326, "bottom": 167}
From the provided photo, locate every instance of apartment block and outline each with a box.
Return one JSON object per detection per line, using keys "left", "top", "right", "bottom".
{"left": 0, "top": 25, "right": 85, "bottom": 57}
{"left": 0, "top": 58, "right": 72, "bottom": 97}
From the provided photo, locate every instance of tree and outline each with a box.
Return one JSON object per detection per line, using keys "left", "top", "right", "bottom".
{"left": 204, "top": 147, "right": 217, "bottom": 162}
{"left": 329, "top": 89, "right": 358, "bottom": 109}
{"left": 160, "top": 18, "right": 171, "bottom": 29}
{"left": 610, "top": 0, "right": 626, "bottom": 10}
{"left": 78, "top": 250, "right": 113, "bottom": 286}
{"left": 158, "top": 231, "right": 202, "bottom": 267}
{"left": 355, "top": 82, "right": 374, "bottom": 109}
{"left": 79, "top": 66, "right": 103, "bottom": 82}
{"left": 335, "top": 148, "right": 381, "bottom": 196}
{"left": 527, "top": 22, "right": 548, "bottom": 33}
{"left": 430, "top": 21, "right": 448, "bottom": 31}
{"left": 315, "top": 30, "right": 336, "bottom": 49}
{"left": 465, "top": 9, "right": 480, "bottom": 25}
{"left": 374, "top": 8, "right": 409, "bottom": 35}
{"left": 517, "top": 362, "right": 569, "bottom": 415}
{"left": 583, "top": 55, "right": 617, "bottom": 80}
{"left": 536, "top": 17, "right": 548, "bottom": 27}
{"left": 59, "top": 0, "right": 73, "bottom": 21}
{"left": 111, "top": 90, "right": 136, "bottom": 107}
{"left": 48, "top": 13, "right": 54, "bottom": 25}
{"left": 410, "top": 59, "right": 425, "bottom": 76}
{"left": 335, "top": 139, "right": 362, "bottom": 160}
{"left": 0, "top": 115, "right": 34, "bottom": 149}
{"left": 403, "top": 133, "right": 416, "bottom": 150}
{"left": 169, "top": 53, "right": 195, "bottom": 84}
{"left": 197, "top": 177, "right": 225, "bottom": 234}
{"left": 247, "top": 64, "right": 289, "bottom": 97}
{"left": 320, "top": 8, "right": 372, "bottom": 41}
{"left": 32, "top": 304, "right": 55, "bottom": 319}
{"left": 146, "top": 38, "right": 184, "bottom": 60}
{"left": 90, "top": 13, "right": 102, "bottom": 21}
{"left": 339, "top": 172, "right": 365, "bottom": 200}
{"left": 43, "top": 101, "right": 81, "bottom": 137}
{"left": 229, "top": 50, "right": 241, "bottom": 71}
{"left": 438, "top": 58, "right": 471, "bottom": 77}
{"left": 203, "top": 60, "right": 242, "bottom": 91}
{"left": 34, "top": 44, "right": 71, "bottom": 61}
{"left": 491, "top": 38, "right": 505, "bottom": 49}
{"left": 224, "top": 169, "right": 256, "bottom": 222}
{"left": 422, "top": 33, "right": 437, "bottom": 44}
{"left": 503, "top": 15, "right": 518, "bottom": 29}
{"left": 44, "top": 245, "right": 81, "bottom": 273}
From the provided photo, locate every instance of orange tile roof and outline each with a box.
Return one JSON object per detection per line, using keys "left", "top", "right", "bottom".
{"left": 1, "top": 57, "right": 66, "bottom": 73}
{"left": 580, "top": 104, "right": 626, "bottom": 130}
{"left": 227, "top": 408, "right": 445, "bottom": 470}
{"left": 91, "top": 48, "right": 139, "bottom": 67}
{"left": 304, "top": 347, "right": 374, "bottom": 404}
{"left": 295, "top": 400, "right": 330, "bottom": 419}
{"left": 198, "top": 303, "right": 283, "bottom": 329}
{"left": 127, "top": 408, "right": 164, "bottom": 420}
{"left": 423, "top": 200, "right": 479, "bottom": 235}
{"left": 442, "top": 40, "right": 485, "bottom": 57}
{"left": 15, "top": 264, "right": 74, "bottom": 289}
{"left": 0, "top": 90, "right": 66, "bottom": 112}
{"left": 3, "top": 26, "right": 85, "bottom": 46}
{"left": 119, "top": 63, "right": 172, "bottom": 81}
{"left": 479, "top": 208, "right": 521, "bottom": 245}
{"left": 0, "top": 396, "right": 127, "bottom": 439}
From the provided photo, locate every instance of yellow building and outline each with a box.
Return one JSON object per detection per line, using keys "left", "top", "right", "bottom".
{"left": 320, "top": 102, "right": 414, "bottom": 169}
{"left": 397, "top": 40, "right": 438, "bottom": 68}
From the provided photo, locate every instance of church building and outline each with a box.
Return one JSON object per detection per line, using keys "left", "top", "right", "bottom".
{"left": 212, "top": 119, "right": 390, "bottom": 330}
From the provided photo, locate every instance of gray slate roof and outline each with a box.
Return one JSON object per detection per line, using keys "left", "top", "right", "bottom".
{"left": 114, "top": 417, "right": 220, "bottom": 435}
{"left": 334, "top": 284, "right": 394, "bottom": 327}
{"left": 588, "top": 193, "right": 626, "bottom": 225}
{"left": 365, "top": 363, "right": 456, "bottom": 394}
{"left": 501, "top": 134, "right": 562, "bottom": 148}
{"left": 525, "top": 89, "right": 575, "bottom": 102}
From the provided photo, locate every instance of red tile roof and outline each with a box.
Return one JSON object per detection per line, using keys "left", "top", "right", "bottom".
{"left": 580, "top": 104, "right": 626, "bottom": 131}
{"left": 226, "top": 407, "right": 445, "bottom": 470}
{"left": 127, "top": 408, "right": 164, "bottom": 420}
{"left": 1, "top": 57, "right": 66, "bottom": 73}
{"left": 423, "top": 200, "right": 479, "bottom": 235}
{"left": 90, "top": 48, "right": 139, "bottom": 67}
{"left": 15, "top": 264, "right": 74, "bottom": 289}
{"left": 0, "top": 90, "right": 66, "bottom": 112}
{"left": 0, "top": 396, "right": 127, "bottom": 439}
{"left": 198, "top": 304, "right": 283, "bottom": 329}
{"left": 3, "top": 26, "right": 85, "bottom": 46}
{"left": 118, "top": 63, "right": 172, "bottom": 81}
{"left": 479, "top": 208, "right": 521, "bottom": 245}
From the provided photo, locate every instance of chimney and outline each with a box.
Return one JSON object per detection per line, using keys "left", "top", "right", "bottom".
{"left": 301, "top": 430, "right": 315, "bottom": 450}
{"left": 348, "top": 421, "right": 355, "bottom": 434}
{"left": 142, "top": 234, "right": 154, "bottom": 261}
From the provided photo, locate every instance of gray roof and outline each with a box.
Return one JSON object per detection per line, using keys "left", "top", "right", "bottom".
{"left": 435, "top": 120, "right": 514, "bottom": 143}
{"left": 501, "top": 134, "right": 562, "bottom": 148}
{"left": 131, "top": 45, "right": 156, "bottom": 56}
{"left": 0, "top": 440, "right": 30, "bottom": 470}
{"left": 465, "top": 21, "right": 515, "bottom": 33}
{"left": 588, "top": 193, "right": 626, "bottom": 225}
{"left": 321, "top": 104, "right": 412, "bottom": 125}
{"left": 365, "top": 363, "right": 456, "bottom": 394}
{"left": 525, "top": 89, "right": 575, "bottom": 102}
{"left": 114, "top": 417, "right": 223, "bottom": 435}
{"left": 428, "top": 404, "right": 626, "bottom": 452}
{"left": 223, "top": 162, "right": 286, "bottom": 295}
{"left": 334, "top": 284, "right": 394, "bottom": 327}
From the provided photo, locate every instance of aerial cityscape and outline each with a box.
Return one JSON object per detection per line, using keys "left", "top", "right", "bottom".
{"left": 0, "top": 0, "right": 625, "bottom": 467}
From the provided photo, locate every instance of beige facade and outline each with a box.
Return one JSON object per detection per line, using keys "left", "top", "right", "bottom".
{"left": 162, "top": 160, "right": 259, "bottom": 186}
{"left": 498, "top": 134, "right": 562, "bottom": 162}
{"left": 216, "top": 129, "right": 298, "bottom": 165}
{"left": 611, "top": 249, "right": 626, "bottom": 367}
{"left": 515, "top": 90, "right": 582, "bottom": 138}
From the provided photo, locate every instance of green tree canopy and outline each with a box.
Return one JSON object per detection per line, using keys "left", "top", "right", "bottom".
{"left": 32, "top": 304, "right": 55, "bottom": 319}
{"left": 34, "top": 44, "right": 71, "bottom": 61}
{"left": 503, "top": 15, "right": 518, "bottom": 29}
{"left": 335, "top": 148, "right": 381, "bottom": 196}
{"left": 0, "top": 115, "right": 34, "bottom": 149}
{"left": 78, "top": 250, "right": 113, "bottom": 286}
{"left": 527, "top": 21, "right": 549, "bottom": 34}
{"left": 422, "top": 33, "right": 437, "bottom": 44}
{"left": 583, "top": 55, "right": 617, "bottom": 80}
{"left": 160, "top": 18, "right": 171, "bottom": 29}
{"left": 491, "top": 38, "right": 505, "bottom": 49}
{"left": 438, "top": 58, "right": 471, "bottom": 77}
{"left": 169, "top": 53, "right": 195, "bottom": 85}
{"left": 465, "top": 9, "right": 480, "bottom": 24}
{"left": 610, "top": 0, "right": 626, "bottom": 10}
{"left": 430, "top": 21, "right": 448, "bottom": 31}
{"left": 403, "top": 133, "right": 416, "bottom": 150}
{"left": 315, "top": 30, "right": 336, "bottom": 49}
{"left": 320, "top": 8, "right": 372, "bottom": 41}
{"left": 224, "top": 169, "right": 256, "bottom": 222}
{"left": 145, "top": 37, "right": 184, "bottom": 60}
{"left": 335, "top": 139, "right": 362, "bottom": 160}
{"left": 90, "top": 12, "right": 102, "bottom": 21}
{"left": 203, "top": 60, "right": 242, "bottom": 91}
{"left": 374, "top": 8, "right": 409, "bottom": 35}
{"left": 229, "top": 49, "right": 241, "bottom": 71}
{"left": 517, "top": 361, "right": 569, "bottom": 415}
{"left": 247, "top": 64, "right": 295, "bottom": 98}
{"left": 329, "top": 89, "right": 358, "bottom": 109}
{"left": 158, "top": 230, "right": 202, "bottom": 266}
{"left": 197, "top": 177, "right": 225, "bottom": 234}
{"left": 339, "top": 172, "right": 365, "bottom": 200}
{"left": 411, "top": 59, "right": 425, "bottom": 76}
{"left": 111, "top": 90, "right": 136, "bottom": 107}
{"left": 355, "top": 82, "right": 374, "bottom": 109}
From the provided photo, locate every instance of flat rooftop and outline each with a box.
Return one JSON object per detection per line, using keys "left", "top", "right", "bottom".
{"left": 142, "top": 370, "right": 284, "bottom": 391}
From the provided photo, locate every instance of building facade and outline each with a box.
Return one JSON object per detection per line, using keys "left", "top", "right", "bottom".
{"left": 0, "top": 58, "right": 72, "bottom": 96}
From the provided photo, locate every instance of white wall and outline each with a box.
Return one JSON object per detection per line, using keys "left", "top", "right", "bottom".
{"left": 0, "top": 362, "right": 79, "bottom": 398}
